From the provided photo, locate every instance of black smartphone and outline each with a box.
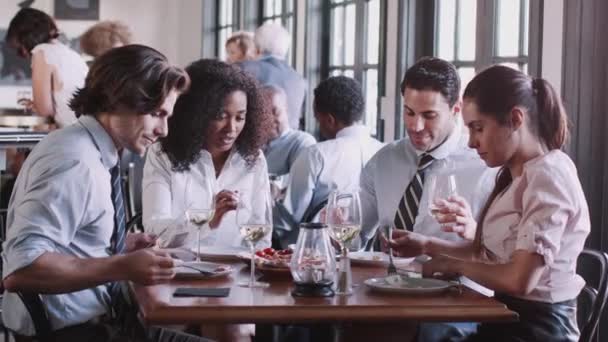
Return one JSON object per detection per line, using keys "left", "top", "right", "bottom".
{"left": 173, "top": 287, "right": 230, "bottom": 298}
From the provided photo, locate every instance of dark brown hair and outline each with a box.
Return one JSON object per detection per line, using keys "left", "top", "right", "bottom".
{"left": 160, "top": 59, "right": 273, "bottom": 171}
{"left": 69, "top": 44, "right": 190, "bottom": 117}
{"left": 401, "top": 57, "right": 461, "bottom": 107}
{"left": 463, "top": 65, "right": 569, "bottom": 256}
{"left": 80, "top": 20, "right": 133, "bottom": 58}
{"left": 6, "top": 8, "right": 59, "bottom": 53}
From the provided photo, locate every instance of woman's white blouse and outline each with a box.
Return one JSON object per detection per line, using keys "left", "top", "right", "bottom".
{"left": 143, "top": 143, "right": 272, "bottom": 248}
{"left": 482, "top": 150, "right": 590, "bottom": 303}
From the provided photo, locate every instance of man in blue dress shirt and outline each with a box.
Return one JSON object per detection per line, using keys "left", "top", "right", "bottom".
{"left": 1, "top": 45, "right": 208, "bottom": 341}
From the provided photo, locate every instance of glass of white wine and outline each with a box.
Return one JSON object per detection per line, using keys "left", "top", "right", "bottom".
{"left": 185, "top": 208, "right": 215, "bottom": 262}
{"left": 237, "top": 189, "right": 273, "bottom": 288}
{"left": 427, "top": 173, "right": 458, "bottom": 226}
{"left": 326, "top": 189, "right": 362, "bottom": 295}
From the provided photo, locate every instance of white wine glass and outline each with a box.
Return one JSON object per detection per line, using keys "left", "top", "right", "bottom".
{"left": 185, "top": 208, "right": 215, "bottom": 262}
{"left": 427, "top": 173, "right": 458, "bottom": 226}
{"left": 237, "top": 188, "right": 273, "bottom": 288}
{"left": 326, "top": 189, "right": 361, "bottom": 295}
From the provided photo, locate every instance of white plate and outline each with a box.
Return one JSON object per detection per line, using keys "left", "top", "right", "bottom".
{"left": 348, "top": 251, "right": 413, "bottom": 267}
{"left": 174, "top": 261, "right": 233, "bottom": 279}
{"left": 193, "top": 246, "right": 250, "bottom": 261}
{"left": 364, "top": 274, "right": 453, "bottom": 294}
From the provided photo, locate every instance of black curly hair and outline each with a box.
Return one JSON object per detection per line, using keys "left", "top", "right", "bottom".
{"left": 313, "top": 76, "right": 364, "bottom": 125}
{"left": 160, "top": 59, "right": 273, "bottom": 172}
{"left": 400, "top": 57, "right": 460, "bottom": 107}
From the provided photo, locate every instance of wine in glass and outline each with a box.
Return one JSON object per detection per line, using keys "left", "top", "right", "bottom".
{"left": 186, "top": 208, "right": 215, "bottom": 262}
{"left": 16, "top": 90, "right": 32, "bottom": 115}
{"left": 427, "top": 173, "right": 458, "bottom": 226}
{"left": 237, "top": 188, "right": 273, "bottom": 288}
{"left": 326, "top": 189, "right": 361, "bottom": 295}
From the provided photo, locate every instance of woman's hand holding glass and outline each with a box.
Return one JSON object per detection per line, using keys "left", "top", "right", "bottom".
{"left": 432, "top": 195, "right": 477, "bottom": 241}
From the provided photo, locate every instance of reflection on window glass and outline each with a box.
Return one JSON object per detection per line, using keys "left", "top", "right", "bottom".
{"left": 331, "top": 6, "right": 344, "bottom": 66}
{"left": 328, "top": 1, "right": 381, "bottom": 136}
{"left": 437, "top": 0, "right": 456, "bottom": 61}
{"left": 218, "top": 27, "right": 233, "bottom": 61}
{"left": 264, "top": 0, "right": 273, "bottom": 16}
{"left": 274, "top": 0, "right": 282, "bottom": 15}
{"left": 497, "top": 0, "right": 520, "bottom": 56}
{"left": 522, "top": 0, "right": 529, "bottom": 55}
{"left": 366, "top": 0, "right": 380, "bottom": 64}
{"left": 458, "top": 67, "right": 476, "bottom": 94}
{"left": 457, "top": 0, "right": 476, "bottom": 60}
{"left": 344, "top": 4, "right": 356, "bottom": 66}
{"left": 365, "top": 69, "right": 378, "bottom": 135}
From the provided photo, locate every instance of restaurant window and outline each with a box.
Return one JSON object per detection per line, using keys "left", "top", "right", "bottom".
{"left": 327, "top": 0, "right": 383, "bottom": 136}
{"left": 215, "top": 0, "right": 240, "bottom": 60}
{"left": 260, "top": 0, "right": 296, "bottom": 65}
{"left": 435, "top": 0, "right": 532, "bottom": 90}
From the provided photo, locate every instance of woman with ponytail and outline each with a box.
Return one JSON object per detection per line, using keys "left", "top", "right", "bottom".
{"left": 388, "top": 65, "right": 589, "bottom": 341}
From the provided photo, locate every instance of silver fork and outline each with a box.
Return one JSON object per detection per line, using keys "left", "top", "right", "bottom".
{"left": 380, "top": 224, "right": 397, "bottom": 275}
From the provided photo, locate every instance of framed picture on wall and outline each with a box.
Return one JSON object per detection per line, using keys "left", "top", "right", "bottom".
{"left": 54, "top": 0, "right": 99, "bottom": 20}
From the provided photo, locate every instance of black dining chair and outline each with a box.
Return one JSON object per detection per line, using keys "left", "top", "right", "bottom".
{"left": 577, "top": 248, "right": 608, "bottom": 342}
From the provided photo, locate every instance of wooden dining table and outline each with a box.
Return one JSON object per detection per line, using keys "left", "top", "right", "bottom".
{"left": 132, "top": 259, "right": 517, "bottom": 332}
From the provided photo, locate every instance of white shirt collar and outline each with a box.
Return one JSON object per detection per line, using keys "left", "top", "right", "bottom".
{"left": 336, "top": 124, "right": 370, "bottom": 139}
{"left": 79, "top": 115, "right": 119, "bottom": 170}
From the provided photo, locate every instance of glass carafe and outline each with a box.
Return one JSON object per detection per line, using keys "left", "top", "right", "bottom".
{"left": 290, "top": 222, "right": 336, "bottom": 297}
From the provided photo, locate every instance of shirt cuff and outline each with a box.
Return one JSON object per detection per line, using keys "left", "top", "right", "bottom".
{"left": 515, "top": 222, "right": 556, "bottom": 266}
{"left": 3, "top": 236, "right": 57, "bottom": 278}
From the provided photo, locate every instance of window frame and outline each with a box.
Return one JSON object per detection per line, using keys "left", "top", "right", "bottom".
{"left": 318, "top": 0, "right": 386, "bottom": 137}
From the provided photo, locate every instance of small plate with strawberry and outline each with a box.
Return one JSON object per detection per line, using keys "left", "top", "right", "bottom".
{"left": 237, "top": 247, "right": 294, "bottom": 276}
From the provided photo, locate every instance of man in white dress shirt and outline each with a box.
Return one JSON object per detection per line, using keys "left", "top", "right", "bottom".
{"left": 359, "top": 57, "right": 495, "bottom": 341}
{"left": 360, "top": 57, "right": 495, "bottom": 247}
{"left": 280, "top": 76, "right": 383, "bottom": 245}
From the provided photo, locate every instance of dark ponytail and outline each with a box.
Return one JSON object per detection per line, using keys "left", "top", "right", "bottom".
{"left": 464, "top": 65, "right": 570, "bottom": 256}
{"left": 531, "top": 78, "right": 569, "bottom": 150}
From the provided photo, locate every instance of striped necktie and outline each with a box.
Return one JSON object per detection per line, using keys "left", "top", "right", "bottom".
{"left": 110, "top": 164, "right": 127, "bottom": 254}
{"left": 394, "top": 153, "right": 434, "bottom": 231}
{"left": 109, "top": 164, "right": 129, "bottom": 323}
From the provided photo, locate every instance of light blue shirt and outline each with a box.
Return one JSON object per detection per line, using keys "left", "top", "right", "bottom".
{"left": 264, "top": 129, "right": 316, "bottom": 176}
{"left": 2, "top": 115, "right": 118, "bottom": 335}
{"left": 360, "top": 117, "right": 497, "bottom": 246}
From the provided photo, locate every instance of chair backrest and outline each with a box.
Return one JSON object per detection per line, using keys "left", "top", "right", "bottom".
{"left": 577, "top": 248, "right": 608, "bottom": 342}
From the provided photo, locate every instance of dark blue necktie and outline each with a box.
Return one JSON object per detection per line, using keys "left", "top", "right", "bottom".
{"left": 110, "top": 164, "right": 126, "bottom": 254}
{"left": 109, "top": 164, "right": 129, "bottom": 322}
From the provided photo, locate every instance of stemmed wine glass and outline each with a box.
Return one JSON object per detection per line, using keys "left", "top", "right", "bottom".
{"left": 237, "top": 187, "right": 273, "bottom": 288}
{"left": 185, "top": 207, "right": 215, "bottom": 262}
{"left": 184, "top": 176, "right": 216, "bottom": 262}
{"left": 427, "top": 173, "right": 458, "bottom": 226}
{"left": 326, "top": 189, "right": 362, "bottom": 295}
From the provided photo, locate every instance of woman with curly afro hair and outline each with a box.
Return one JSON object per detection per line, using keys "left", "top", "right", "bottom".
{"left": 142, "top": 59, "right": 274, "bottom": 248}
